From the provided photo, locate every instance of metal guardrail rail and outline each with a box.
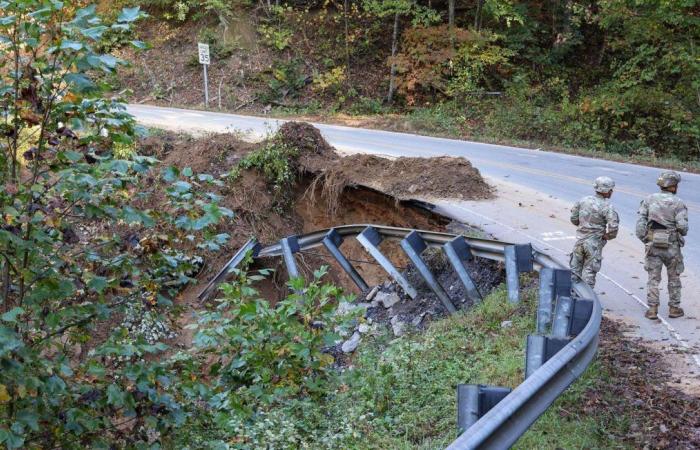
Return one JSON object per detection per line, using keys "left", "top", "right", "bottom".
{"left": 199, "top": 224, "right": 602, "bottom": 449}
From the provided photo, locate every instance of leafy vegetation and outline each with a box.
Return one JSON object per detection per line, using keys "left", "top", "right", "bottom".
{"left": 0, "top": 2, "right": 232, "bottom": 447}
{"left": 125, "top": 0, "right": 698, "bottom": 163}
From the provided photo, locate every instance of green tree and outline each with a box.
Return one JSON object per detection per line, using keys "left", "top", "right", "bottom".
{"left": 0, "top": 2, "right": 232, "bottom": 447}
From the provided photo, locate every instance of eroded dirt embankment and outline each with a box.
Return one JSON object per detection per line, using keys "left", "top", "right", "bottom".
{"left": 140, "top": 123, "right": 493, "bottom": 300}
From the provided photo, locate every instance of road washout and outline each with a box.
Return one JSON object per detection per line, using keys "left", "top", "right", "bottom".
{"left": 138, "top": 123, "right": 700, "bottom": 447}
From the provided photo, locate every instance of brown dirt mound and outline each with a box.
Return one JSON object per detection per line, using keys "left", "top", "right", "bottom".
{"left": 309, "top": 153, "right": 492, "bottom": 217}
{"left": 140, "top": 131, "right": 256, "bottom": 175}
{"left": 277, "top": 121, "right": 339, "bottom": 173}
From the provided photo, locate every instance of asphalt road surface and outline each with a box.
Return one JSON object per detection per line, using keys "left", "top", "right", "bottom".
{"left": 128, "top": 104, "right": 700, "bottom": 381}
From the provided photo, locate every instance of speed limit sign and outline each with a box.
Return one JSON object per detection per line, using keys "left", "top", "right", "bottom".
{"left": 197, "top": 43, "right": 210, "bottom": 65}
{"left": 197, "top": 43, "right": 210, "bottom": 106}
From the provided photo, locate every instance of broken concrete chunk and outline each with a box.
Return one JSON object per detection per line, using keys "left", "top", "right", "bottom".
{"left": 412, "top": 312, "right": 427, "bottom": 327}
{"left": 336, "top": 301, "right": 369, "bottom": 316}
{"left": 341, "top": 331, "right": 361, "bottom": 353}
{"left": 390, "top": 316, "right": 406, "bottom": 337}
{"left": 365, "top": 286, "right": 380, "bottom": 301}
{"left": 375, "top": 291, "right": 400, "bottom": 309}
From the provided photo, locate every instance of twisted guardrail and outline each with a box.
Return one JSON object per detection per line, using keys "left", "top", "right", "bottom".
{"left": 199, "top": 224, "right": 601, "bottom": 449}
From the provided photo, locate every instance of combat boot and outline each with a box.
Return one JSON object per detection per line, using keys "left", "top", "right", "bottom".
{"left": 645, "top": 305, "right": 658, "bottom": 320}
{"left": 668, "top": 306, "right": 684, "bottom": 318}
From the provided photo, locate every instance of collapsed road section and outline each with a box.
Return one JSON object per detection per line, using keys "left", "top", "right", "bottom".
{"left": 199, "top": 224, "right": 601, "bottom": 449}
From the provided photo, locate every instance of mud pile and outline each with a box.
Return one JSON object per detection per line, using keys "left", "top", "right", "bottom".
{"left": 316, "top": 154, "right": 492, "bottom": 203}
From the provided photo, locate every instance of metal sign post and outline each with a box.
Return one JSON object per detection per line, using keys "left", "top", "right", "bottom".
{"left": 197, "top": 43, "right": 210, "bottom": 107}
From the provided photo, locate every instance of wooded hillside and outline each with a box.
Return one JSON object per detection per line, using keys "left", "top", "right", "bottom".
{"left": 115, "top": 0, "right": 699, "bottom": 162}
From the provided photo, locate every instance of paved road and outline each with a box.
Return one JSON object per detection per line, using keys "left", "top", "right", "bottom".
{"left": 128, "top": 104, "right": 700, "bottom": 377}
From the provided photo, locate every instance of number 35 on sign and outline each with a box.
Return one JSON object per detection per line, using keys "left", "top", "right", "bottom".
{"left": 198, "top": 43, "right": 210, "bottom": 65}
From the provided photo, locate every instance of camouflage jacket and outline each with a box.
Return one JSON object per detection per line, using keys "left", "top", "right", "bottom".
{"left": 635, "top": 192, "right": 688, "bottom": 242}
{"left": 571, "top": 195, "right": 619, "bottom": 241}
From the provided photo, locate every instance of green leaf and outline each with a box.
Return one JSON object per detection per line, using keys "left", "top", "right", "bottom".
{"left": 81, "top": 26, "right": 108, "bottom": 40}
{"left": 182, "top": 167, "right": 193, "bottom": 177}
{"left": 16, "top": 410, "right": 39, "bottom": 432}
{"left": 1, "top": 307, "right": 24, "bottom": 323}
{"left": 171, "top": 181, "right": 192, "bottom": 193}
{"left": 87, "top": 276, "right": 108, "bottom": 293}
{"left": 118, "top": 6, "right": 142, "bottom": 23}
{"left": 110, "top": 159, "right": 129, "bottom": 174}
{"left": 60, "top": 40, "right": 83, "bottom": 51}
{"left": 130, "top": 40, "right": 149, "bottom": 50}
{"left": 64, "top": 73, "right": 96, "bottom": 93}
{"left": 106, "top": 384, "right": 125, "bottom": 407}
{"left": 163, "top": 166, "right": 179, "bottom": 182}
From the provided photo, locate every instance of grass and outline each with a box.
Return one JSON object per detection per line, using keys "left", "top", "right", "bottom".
{"left": 306, "top": 282, "right": 626, "bottom": 449}
{"left": 177, "top": 281, "right": 636, "bottom": 449}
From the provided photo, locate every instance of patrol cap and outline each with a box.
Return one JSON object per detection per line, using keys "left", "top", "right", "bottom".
{"left": 593, "top": 176, "right": 615, "bottom": 194}
{"left": 656, "top": 170, "right": 681, "bottom": 188}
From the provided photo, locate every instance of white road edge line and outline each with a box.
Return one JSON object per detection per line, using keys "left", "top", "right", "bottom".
{"left": 444, "top": 202, "right": 700, "bottom": 369}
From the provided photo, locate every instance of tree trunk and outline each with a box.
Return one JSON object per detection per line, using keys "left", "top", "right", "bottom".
{"left": 448, "top": 0, "right": 455, "bottom": 29}
{"left": 344, "top": 0, "right": 351, "bottom": 81}
{"left": 387, "top": 11, "right": 400, "bottom": 103}
{"left": 474, "top": 0, "right": 484, "bottom": 31}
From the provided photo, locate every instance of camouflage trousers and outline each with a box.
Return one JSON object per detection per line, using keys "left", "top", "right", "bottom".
{"left": 645, "top": 243, "right": 684, "bottom": 307}
{"left": 570, "top": 237, "right": 605, "bottom": 288}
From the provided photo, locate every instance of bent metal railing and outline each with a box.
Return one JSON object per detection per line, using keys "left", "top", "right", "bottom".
{"left": 199, "top": 224, "right": 601, "bottom": 450}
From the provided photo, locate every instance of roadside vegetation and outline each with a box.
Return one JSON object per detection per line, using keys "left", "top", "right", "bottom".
{"left": 112, "top": 0, "right": 698, "bottom": 168}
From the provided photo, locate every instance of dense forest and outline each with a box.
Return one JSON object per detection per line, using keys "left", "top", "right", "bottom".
{"left": 119, "top": 0, "right": 700, "bottom": 162}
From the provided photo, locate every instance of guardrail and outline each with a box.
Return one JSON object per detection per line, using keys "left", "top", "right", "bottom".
{"left": 199, "top": 224, "right": 601, "bottom": 449}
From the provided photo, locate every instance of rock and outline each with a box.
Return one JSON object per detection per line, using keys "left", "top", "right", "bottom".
{"left": 500, "top": 320, "right": 513, "bottom": 329}
{"left": 412, "top": 312, "right": 427, "bottom": 327}
{"left": 408, "top": 184, "right": 418, "bottom": 193}
{"left": 376, "top": 291, "right": 400, "bottom": 309}
{"left": 341, "top": 332, "right": 361, "bottom": 353}
{"left": 358, "top": 323, "right": 370, "bottom": 334}
{"left": 660, "top": 424, "right": 668, "bottom": 434}
{"left": 390, "top": 316, "right": 406, "bottom": 337}
{"left": 365, "top": 286, "right": 380, "bottom": 301}
{"left": 336, "top": 302, "right": 369, "bottom": 316}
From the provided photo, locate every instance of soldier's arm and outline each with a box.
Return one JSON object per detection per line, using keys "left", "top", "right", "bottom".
{"left": 635, "top": 200, "right": 649, "bottom": 241}
{"left": 675, "top": 202, "right": 689, "bottom": 236}
{"left": 570, "top": 201, "right": 580, "bottom": 226}
{"left": 605, "top": 206, "right": 620, "bottom": 240}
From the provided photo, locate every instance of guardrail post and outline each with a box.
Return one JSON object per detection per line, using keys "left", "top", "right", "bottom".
{"left": 356, "top": 226, "right": 418, "bottom": 299}
{"left": 505, "top": 244, "right": 533, "bottom": 304}
{"left": 570, "top": 299, "right": 594, "bottom": 336}
{"left": 443, "top": 236, "right": 482, "bottom": 303}
{"left": 554, "top": 269, "right": 573, "bottom": 298}
{"left": 280, "top": 236, "right": 300, "bottom": 280}
{"left": 551, "top": 296, "right": 574, "bottom": 338}
{"left": 525, "top": 335, "right": 571, "bottom": 378}
{"left": 198, "top": 238, "right": 261, "bottom": 301}
{"left": 322, "top": 229, "right": 368, "bottom": 292}
{"left": 401, "top": 231, "right": 456, "bottom": 313}
{"left": 537, "top": 268, "right": 554, "bottom": 333}
{"left": 457, "top": 384, "right": 512, "bottom": 433}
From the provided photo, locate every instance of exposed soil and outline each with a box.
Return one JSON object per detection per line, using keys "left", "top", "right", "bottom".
{"left": 135, "top": 123, "right": 493, "bottom": 352}
{"left": 584, "top": 319, "right": 700, "bottom": 449}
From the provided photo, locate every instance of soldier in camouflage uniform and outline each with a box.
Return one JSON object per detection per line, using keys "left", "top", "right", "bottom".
{"left": 636, "top": 171, "right": 688, "bottom": 319}
{"left": 570, "top": 176, "right": 620, "bottom": 288}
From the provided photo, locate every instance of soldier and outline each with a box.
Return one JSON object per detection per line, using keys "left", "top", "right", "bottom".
{"left": 570, "top": 176, "right": 620, "bottom": 288}
{"left": 636, "top": 171, "right": 688, "bottom": 319}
